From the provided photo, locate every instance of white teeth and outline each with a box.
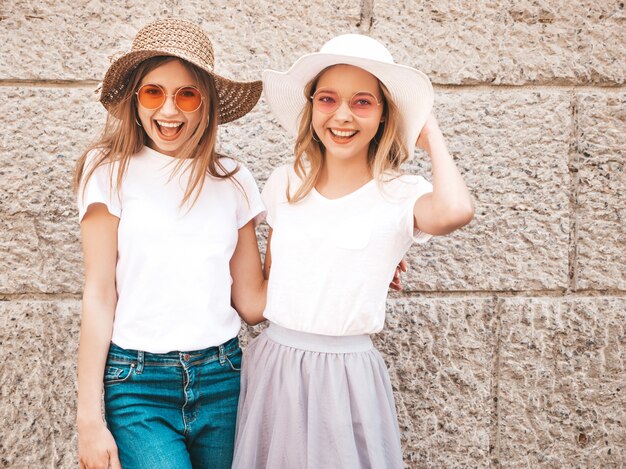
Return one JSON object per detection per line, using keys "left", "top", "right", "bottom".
{"left": 330, "top": 129, "right": 357, "bottom": 137}
{"left": 156, "top": 121, "right": 183, "bottom": 128}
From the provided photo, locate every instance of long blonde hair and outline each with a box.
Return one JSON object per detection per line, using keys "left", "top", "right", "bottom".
{"left": 289, "top": 66, "right": 407, "bottom": 203}
{"left": 74, "top": 56, "right": 239, "bottom": 207}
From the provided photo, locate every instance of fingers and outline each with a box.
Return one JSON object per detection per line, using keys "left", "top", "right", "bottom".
{"left": 109, "top": 446, "right": 122, "bottom": 469}
{"left": 79, "top": 458, "right": 110, "bottom": 469}
{"left": 389, "top": 259, "right": 409, "bottom": 291}
{"left": 389, "top": 268, "right": 403, "bottom": 291}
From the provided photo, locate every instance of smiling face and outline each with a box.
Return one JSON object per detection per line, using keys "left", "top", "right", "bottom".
{"left": 311, "top": 64, "right": 384, "bottom": 164}
{"left": 136, "top": 59, "right": 204, "bottom": 156}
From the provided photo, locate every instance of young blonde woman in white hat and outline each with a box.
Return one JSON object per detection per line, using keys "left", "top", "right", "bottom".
{"left": 233, "top": 34, "right": 474, "bottom": 468}
{"left": 74, "top": 19, "right": 267, "bottom": 469}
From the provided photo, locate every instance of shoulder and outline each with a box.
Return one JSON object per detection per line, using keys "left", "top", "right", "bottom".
{"left": 261, "top": 164, "right": 299, "bottom": 204}
{"left": 79, "top": 147, "right": 118, "bottom": 187}
{"left": 393, "top": 173, "right": 430, "bottom": 187}
{"left": 214, "top": 156, "right": 262, "bottom": 198}
{"left": 265, "top": 164, "right": 301, "bottom": 189}
{"left": 215, "top": 155, "right": 239, "bottom": 173}
{"left": 215, "top": 155, "right": 251, "bottom": 181}
{"left": 379, "top": 172, "right": 432, "bottom": 200}
{"left": 267, "top": 164, "right": 290, "bottom": 181}
{"left": 83, "top": 147, "right": 109, "bottom": 170}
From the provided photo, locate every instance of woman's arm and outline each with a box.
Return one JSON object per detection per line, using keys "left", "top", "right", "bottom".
{"left": 76, "top": 204, "right": 122, "bottom": 469}
{"left": 230, "top": 220, "right": 267, "bottom": 325}
{"left": 413, "top": 114, "right": 474, "bottom": 235}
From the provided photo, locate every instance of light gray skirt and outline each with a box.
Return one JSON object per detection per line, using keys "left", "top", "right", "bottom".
{"left": 233, "top": 323, "right": 404, "bottom": 469}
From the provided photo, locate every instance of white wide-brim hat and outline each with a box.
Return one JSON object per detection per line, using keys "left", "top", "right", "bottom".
{"left": 262, "top": 34, "right": 433, "bottom": 159}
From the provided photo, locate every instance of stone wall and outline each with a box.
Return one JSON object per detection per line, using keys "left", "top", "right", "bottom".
{"left": 1, "top": 1, "right": 624, "bottom": 467}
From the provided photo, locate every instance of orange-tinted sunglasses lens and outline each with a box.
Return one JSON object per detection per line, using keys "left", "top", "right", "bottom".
{"left": 175, "top": 87, "right": 203, "bottom": 112}
{"left": 137, "top": 84, "right": 165, "bottom": 109}
{"left": 136, "top": 84, "right": 203, "bottom": 112}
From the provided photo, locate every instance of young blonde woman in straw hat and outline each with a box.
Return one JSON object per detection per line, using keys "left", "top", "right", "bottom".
{"left": 232, "top": 34, "right": 474, "bottom": 468}
{"left": 74, "top": 19, "right": 267, "bottom": 469}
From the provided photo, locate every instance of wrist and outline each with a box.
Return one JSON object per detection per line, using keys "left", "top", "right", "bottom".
{"left": 423, "top": 134, "right": 447, "bottom": 157}
{"left": 417, "top": 123, "right": 445, "bottom": 154}
{"left": 76, "top": 409, "right": 104, "bottom": 429}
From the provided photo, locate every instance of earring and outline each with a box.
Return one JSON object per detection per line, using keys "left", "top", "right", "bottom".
{"left": 310, "top": 123, "right": 320, "bottom": 143}
{"left": 135, "top": 118, "right": 142, "bottom": 128}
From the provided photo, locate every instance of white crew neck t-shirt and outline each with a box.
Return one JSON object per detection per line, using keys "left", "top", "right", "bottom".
{"left": 262, "top": 164, "right": 433, "bottom": 336}
{"left": 78, "top": 146, "right": 265, "bottom": 353}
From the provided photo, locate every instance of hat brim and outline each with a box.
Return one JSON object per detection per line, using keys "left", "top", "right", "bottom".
{"left": 100, "top": 49, "right": 262, "bottom": 124}
{"left": 262, "top": 52, "right": 433, "bottom": 159}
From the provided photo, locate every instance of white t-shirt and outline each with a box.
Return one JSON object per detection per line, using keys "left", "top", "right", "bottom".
{"left": 262, "top": 164, "right": 433, "bottom": 336}
{"left": 78, "top": 146, "right": 265, "bottom": 353}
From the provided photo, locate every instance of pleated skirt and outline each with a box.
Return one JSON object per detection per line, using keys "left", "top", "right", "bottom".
{"left": 233, "top": 323, "right": 404, "bottom": 469}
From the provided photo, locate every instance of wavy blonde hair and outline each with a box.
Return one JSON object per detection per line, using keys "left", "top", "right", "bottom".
{"left": 288, "top": 66, "right": 408, "bottom": 203}
{"left": 74, "top": 56, "right": 240, "bottom": 208}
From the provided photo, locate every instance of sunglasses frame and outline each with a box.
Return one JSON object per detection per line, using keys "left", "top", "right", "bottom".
{"left": 310, "top": 88, "right": 383, "bottom": 117}
{"left": 135, "top": 83, "right": 204, "bottom": 113}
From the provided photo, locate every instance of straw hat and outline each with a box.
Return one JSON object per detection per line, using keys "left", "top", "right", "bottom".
{"left": 99, "top": 18, "right": 262, "bottom": 124}
{"left": 262, "top": 34, "right": 433, "bottom": 158}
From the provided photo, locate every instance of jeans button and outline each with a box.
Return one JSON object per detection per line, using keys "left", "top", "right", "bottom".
{"left": 182, "top": 353, "right": 190, "bottom": 361}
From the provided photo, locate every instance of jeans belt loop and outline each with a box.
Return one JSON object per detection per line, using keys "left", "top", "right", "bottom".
{"left": 136, "top": 350, "right": 145, "bottom": 374}
{"left": 218, "top": 344, "right": 226, "bottom": 365}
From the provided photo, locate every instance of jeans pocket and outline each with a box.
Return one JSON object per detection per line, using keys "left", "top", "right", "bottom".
{"left": 224, "top": 348, "right": 242, "bottom": 372}
{"left": 104, "top": 363, "right": 135, "bottom": 386}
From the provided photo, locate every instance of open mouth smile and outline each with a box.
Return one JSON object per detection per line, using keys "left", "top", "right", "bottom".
{"left": 155, "top": 120, "right": 185, "bottom": 140}
{"left": 328, "top": 128, "right": 358, "bottom": 143}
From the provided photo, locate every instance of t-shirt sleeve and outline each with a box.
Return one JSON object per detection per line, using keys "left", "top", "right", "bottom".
{"left": 261, "top": 165, "right": 290, "bottom": 228}
{"left": 77, "top": 150, "right": 122, "bottom": 222}
{"left": 235, "top": 165, "right": 266, "bottom": 229}
{"left": 402, "top": 175, "right": 434, "bottom": 244}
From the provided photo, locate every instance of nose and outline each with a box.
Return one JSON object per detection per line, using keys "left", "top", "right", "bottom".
{"left": 333, "top": 99, "right": 353, "bottom": 121}
{"left": 160, "top": 94, "right": 178, "bottom": 115}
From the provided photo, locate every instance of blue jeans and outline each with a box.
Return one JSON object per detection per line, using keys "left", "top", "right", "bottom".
{"left": 103, "top": 337, "right": 242, "bottom": 469}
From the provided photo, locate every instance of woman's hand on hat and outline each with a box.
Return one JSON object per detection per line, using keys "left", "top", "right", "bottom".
{"left": 416, "top": 113, "right": 444, "bottom": 155}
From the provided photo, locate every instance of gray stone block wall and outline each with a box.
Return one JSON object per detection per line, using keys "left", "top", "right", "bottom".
{"left": 0, "top": 1, "right": 624, "bottom": 468}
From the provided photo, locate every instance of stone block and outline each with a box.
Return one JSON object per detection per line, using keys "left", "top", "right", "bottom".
{"left": 497, "top": 297, "right": 626, "bottom": 467}
{"left": 176, "top": 1, "right": 360, "bottom": 78}
{"left": 372, "top": 1, "right": 626, "bottom": 85}
{"left": 0, "top": 212, "right": 83, "bottom": 294}
{"left": 401, "top": 90, "right": 571, "bottom": 291}
{"left": 217, "top": 99, "right": 292, "bottom": 184}
{"left": 402, "top": 204, "right": 569, "bottom": 292}
{"left": 4, "top": 2, "right": 623, "bottom": 85}
{"left": 1, "top": 87, "right": 103, "bottom": 293}
{"left": 575, "top": 92, "right": 626, "bottom": 290}
{"left": 0, "top": 87, "right": 104, "bottom": 215}
{"left": 0, "top": 300, "right": 81, "bottom": 468}
{"left": 0, "top": 2, "right": 172, "bottom": 81}
{"left": 376, "top": 297, "right": 496, "bottom": 467}
{"left": 0, "top": 1, "right": 359, "bottom": 81}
